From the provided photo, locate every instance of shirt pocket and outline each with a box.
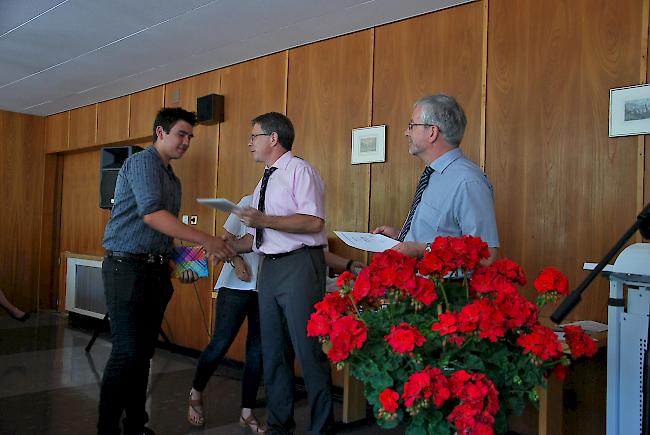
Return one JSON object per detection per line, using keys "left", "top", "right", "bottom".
{"left": 417, "top": 196, "right": 442, "bottom": 236}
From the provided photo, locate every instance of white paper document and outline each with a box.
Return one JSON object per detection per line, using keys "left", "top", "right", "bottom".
{"left": 334, "top": 231, "right": 399, "bottom": 253}
{"left": 197, "top": 198, "right": 241, "bottom": 213}
{"left": 561, "top": 320, "right": 608, "bottom": 333}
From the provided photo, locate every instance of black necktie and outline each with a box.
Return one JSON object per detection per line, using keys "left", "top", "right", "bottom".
{"left": 398, "top": 166, "right": 434, "bottom": 242}
{"left": 256, "top": 167, "right": 277, "bottom": 249}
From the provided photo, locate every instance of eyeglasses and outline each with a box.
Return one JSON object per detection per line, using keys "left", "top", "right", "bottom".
{"left": 249, "top": 133, "right": 271, "bottom": 141}
{"left": 407, "top": 122, "right": 434, "bottom": 131}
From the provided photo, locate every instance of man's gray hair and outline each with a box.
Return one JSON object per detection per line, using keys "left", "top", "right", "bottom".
{"left": 415, "top": 94, "right": 467, "bottom": 146}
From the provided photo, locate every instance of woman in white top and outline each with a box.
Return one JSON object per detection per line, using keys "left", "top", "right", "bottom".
{"left": 188, "top": 196, "right": 266, "bottom": 432}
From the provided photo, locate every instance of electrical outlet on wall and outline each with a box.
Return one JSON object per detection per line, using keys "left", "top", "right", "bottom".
{"left": 190, "top": 215, "right": 198, "bottom": 225}
{"left": 182, "top": 215, "right": 189, "bottom": 225}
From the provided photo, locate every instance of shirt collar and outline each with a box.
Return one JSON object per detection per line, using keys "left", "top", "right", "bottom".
{"left": 267, "top": 150, "right": 293, "bottom": 170}
{"left": 147, "top": 145, "right": 175, "bottom": 175}
{"left": 430, "top": 147, "right": 463, "bottom": 173}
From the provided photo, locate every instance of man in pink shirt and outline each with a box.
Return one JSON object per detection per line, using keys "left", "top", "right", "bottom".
{"left": 231, "top": 112, "right": 334, "bottom": 435}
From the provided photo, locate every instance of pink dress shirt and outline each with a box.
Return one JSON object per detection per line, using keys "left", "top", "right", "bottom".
{"left": 249, "top": 151, "right": 327, "bottom": 254}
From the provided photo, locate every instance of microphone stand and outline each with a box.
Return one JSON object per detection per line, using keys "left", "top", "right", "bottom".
{"left": 550, "top": 202, "right": 650, "bottom": 324}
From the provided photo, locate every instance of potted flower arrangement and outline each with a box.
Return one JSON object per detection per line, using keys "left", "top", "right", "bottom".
{"left": 307, "top": 236, "right": 598, "bottom": 435}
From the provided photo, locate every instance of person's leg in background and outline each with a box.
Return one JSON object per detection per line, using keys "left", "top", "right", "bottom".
{"left": 239, "top": 292, "right": 266, "bottom": 432}
{"left": 0, "top": 288, "right": 28, "bottom": 321}
{"left": 189, "top": 288, "right": 251, "bottom": 426}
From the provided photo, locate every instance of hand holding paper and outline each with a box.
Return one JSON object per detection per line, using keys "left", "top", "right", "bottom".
{"left": 334, "top": 231, "right": 399, "bottom": 253}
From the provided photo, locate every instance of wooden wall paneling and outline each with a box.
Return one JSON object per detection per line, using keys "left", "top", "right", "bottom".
{"left": 68, "top": 104, "right": 97, "bottom": 150}
{"left": 45, "top": 111, "right": 69, "bottom": 153}
{"left": 129, "top": 86, "right": 164, "bottom": 141}
{"left": 287, "top": 32, "right": 372, "bottom": 264}
{"left": 97, "top": 95, "right": 130, "bottom": 145}
{"left": 59, "top": 150, "right": 110, "bottom": 256}
{"left": 217, "top": 52, "right": 288, "bottom": 361}
{"left": 487, "top": 0, "right": 644, "bottom": 323}
{"left": 162, "top": 70, "right": 223, "bottom": 351}
{"left": 370, "top": 4, "right": 484, "bottom": 235}
{"left": 287, "top": 32, "right": 373, "bottom": 387}
{"left": 39, "top": 153, "right": 64, "bottom": 310}
{"left": 0, "top": 111, "right": 46, "bottom": 311}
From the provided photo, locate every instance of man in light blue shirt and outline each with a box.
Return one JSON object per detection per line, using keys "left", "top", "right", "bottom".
{"left": 373, "top": 94, "right": 499, "bottom": 264}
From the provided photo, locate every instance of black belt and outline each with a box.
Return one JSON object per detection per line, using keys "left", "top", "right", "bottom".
{"left": 105, "top": 250, "right": 170, "bottom": 265}
{"left": 264, "top": 245, "right": 325, "bottom": 260}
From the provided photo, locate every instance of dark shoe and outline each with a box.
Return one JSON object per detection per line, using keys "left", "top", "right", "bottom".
{"left": 10, "top": 312, "right": 29, "bottom": 322}
{"left": 123, "top": 419, "right": 156, "bottom": 435}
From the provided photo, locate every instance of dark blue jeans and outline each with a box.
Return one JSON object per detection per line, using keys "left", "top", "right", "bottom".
{"left": 192, "top": 287, "right": 262, "bottom": 409}
{"left": 98, "top": 256, "right": 173, "bottom": 435}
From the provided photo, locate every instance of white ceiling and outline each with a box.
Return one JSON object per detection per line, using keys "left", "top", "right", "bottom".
{"left": 0, "top": 0, "right": 472, "bottom": 116}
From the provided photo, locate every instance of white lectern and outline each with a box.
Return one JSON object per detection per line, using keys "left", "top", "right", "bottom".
{"left": 586, "top": 243, "right": 650, "bottom": 435}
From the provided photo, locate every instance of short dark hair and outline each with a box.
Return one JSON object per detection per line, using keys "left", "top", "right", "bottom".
{"left": 152, "top": 107, "right": 197, "bottom": 142}
{"left": 251, "top": 112, "right": 294, "bottom": 150}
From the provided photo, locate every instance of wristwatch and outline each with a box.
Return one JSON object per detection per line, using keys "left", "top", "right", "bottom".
{"left": 424, "top": 242, "right": 432, "bottom": 254}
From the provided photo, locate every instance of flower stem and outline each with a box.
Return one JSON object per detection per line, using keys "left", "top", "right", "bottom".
{"left": 347, "top": 294, "right": 362, "bottom": 318}
{"left": 438, "top": 279, "right": 450, "bottom": 308}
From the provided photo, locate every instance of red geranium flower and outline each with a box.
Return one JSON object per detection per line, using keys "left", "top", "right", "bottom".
{"left": 327, "top": 315, "right": 367, "bottom": 362}
{"left": 336, "top": 271, "right": 356, "bottom": 288}
{"left": 516, "top": 325, "right": 563, "bottom": 361}
{"left": 534, "top": 267, "right": 569, "bottom": 295}
{"left": 385, "top": 322, "right": 426, "bottom": 354}
{"left": 431, "top": 312, "right": 458, "bottom": 335}
{"left": 379, "top": 388, "right": 400, "bottom": 413}
{"left": 550, "top": 363, "right": 569, "bottom": 381}
{"left": 563, "top": 325, "right": 598, "bottom": 358}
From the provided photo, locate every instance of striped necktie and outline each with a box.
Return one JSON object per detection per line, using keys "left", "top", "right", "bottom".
{"left": 398, "top": 166, "right": 434, "bottom": 242}
{"left": 255, "top": 166, "right": 277, "bottom": 249}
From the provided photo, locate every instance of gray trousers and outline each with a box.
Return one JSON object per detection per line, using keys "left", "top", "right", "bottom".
{"left": 258, "top": 247, "right": 334, "bottom": 435}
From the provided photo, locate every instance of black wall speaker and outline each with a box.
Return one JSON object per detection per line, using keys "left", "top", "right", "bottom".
{"left": 197, "top": 94, "right": 224, "bottom": 125}
{"left": 99, "top": 145, "right": 143, "bottom": 209}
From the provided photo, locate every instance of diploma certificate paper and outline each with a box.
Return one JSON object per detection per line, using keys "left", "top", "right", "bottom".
{"left": 196, "top": 198, "right": 241, "bottom": 213}
{"left": 334, "top": 231, "right": 399, "bottom": 253}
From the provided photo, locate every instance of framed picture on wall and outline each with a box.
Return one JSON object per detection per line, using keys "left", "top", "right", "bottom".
{"left": 351, "top": 125, "right": 386, "bottom": 164}
{"left": 610, "top": 84, "right": 650, "bottom": 137}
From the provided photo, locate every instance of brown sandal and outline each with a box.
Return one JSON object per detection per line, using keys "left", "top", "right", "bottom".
{"left": 187, "top": 391, "right": 205, "bottom": 427}
{"left": 240, "top": 414, "right": 267, "bottom": 433}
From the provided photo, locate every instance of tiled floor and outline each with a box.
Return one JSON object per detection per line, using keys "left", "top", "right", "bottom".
{"left": 0, "top": 312, "right": 404, "bottom": 435}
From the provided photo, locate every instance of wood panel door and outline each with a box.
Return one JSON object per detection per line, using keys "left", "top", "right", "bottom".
{"left": 486, "top": 0, "right": 644, "bottom": 323}
{"left": 59, "top": 150, "right": 110, "bottom": 309}
{"left": 371, "top": 4, "right": 484, "bottom": 235}
{"left": 0, "top": 111, "right": 45, "bottom": 311}
{"left": 69, "top": 104, "right": 97, "bottom": 150}
{"left": 287, "top": 31, "right": 373, "bottom": 264}
{"left": 97, "top": 96, "right": 129, "bottom": 145}
{"left": 129, "top": 86, "right": 164, "bottom": 141}
{"left": 45, "top": 111, "right": 69, "bottom": 153}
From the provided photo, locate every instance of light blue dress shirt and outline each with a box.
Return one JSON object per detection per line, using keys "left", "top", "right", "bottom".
{"left": 403, "top": 147, "right": 500, "bottom": 247}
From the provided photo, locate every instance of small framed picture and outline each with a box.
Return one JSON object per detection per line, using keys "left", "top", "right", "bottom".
{"left": 610, "top": 84, "right": 650, "bottom": 137}
{"left": 351, "top": 125, "right": 386, "bottom": 164}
